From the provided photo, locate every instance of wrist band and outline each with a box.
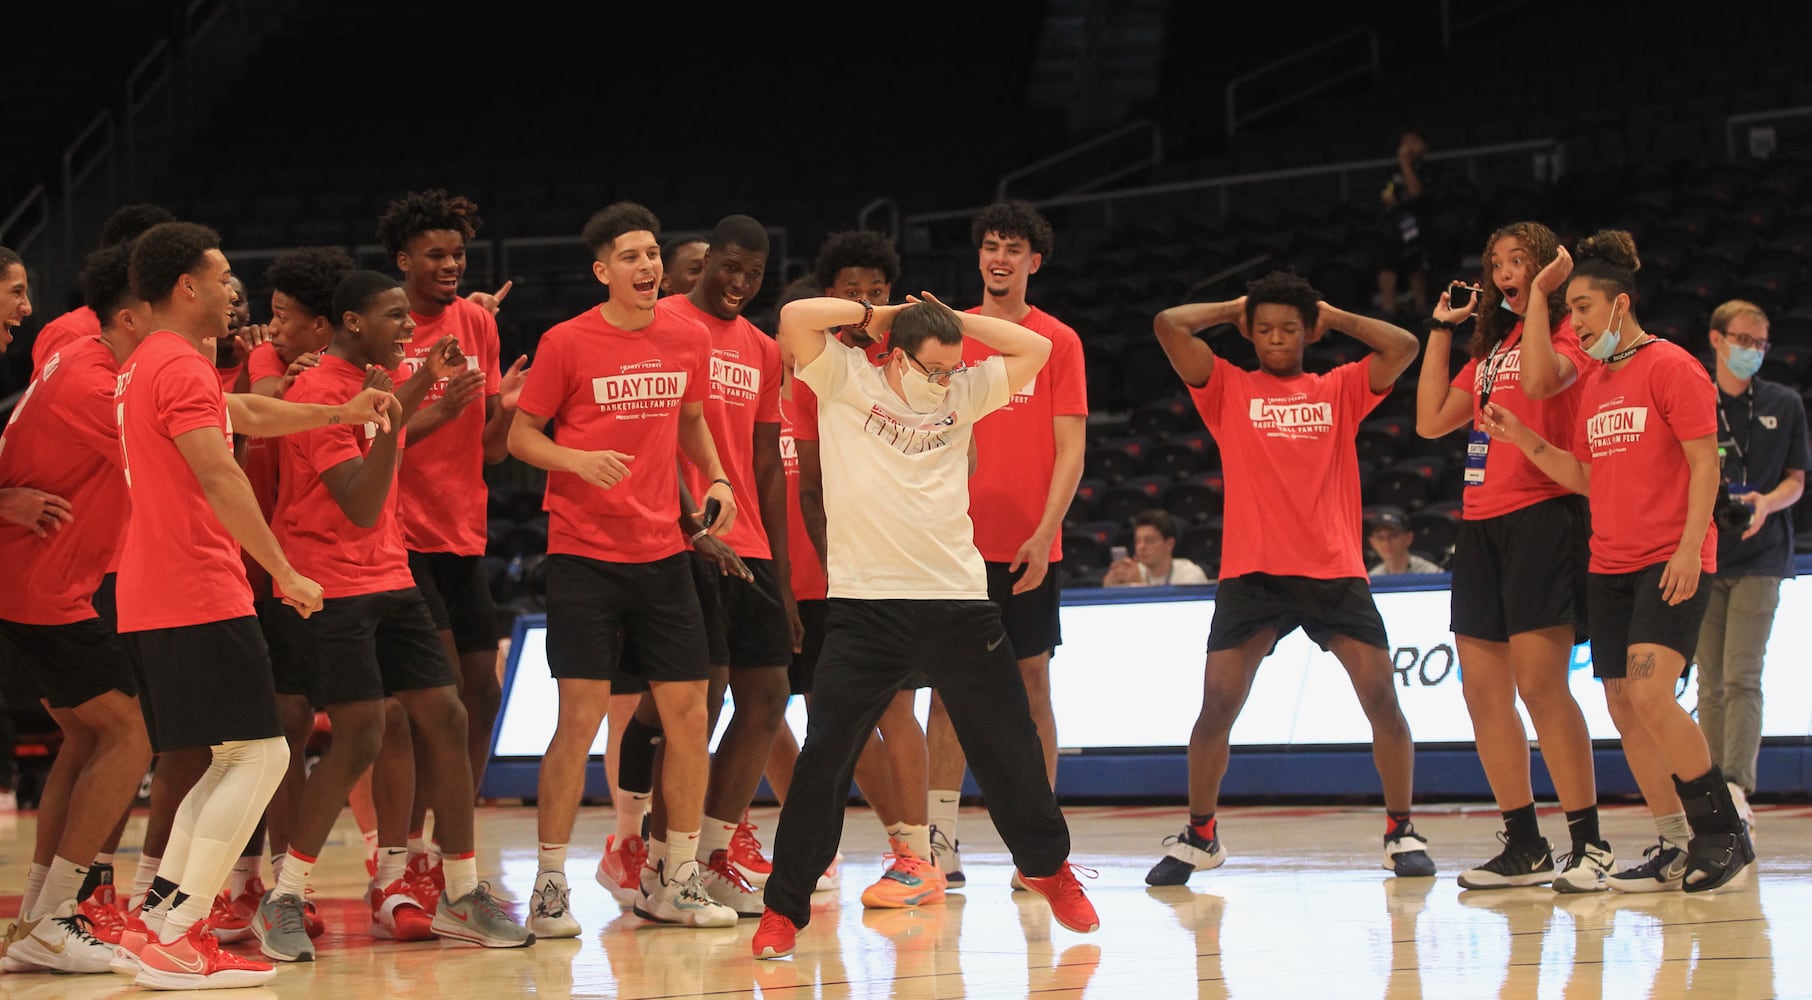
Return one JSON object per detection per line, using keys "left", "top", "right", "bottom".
{"left": 852, "top": 298, "right": 874, "bottom": 332}
{"left": 689, "top": 527, "right": 711, "bottom": 545}
{"left": 1422, "top": 317, "right": 1455, "bottom": 334}
{"left": 712, "top": 477, "right": 732, "bottom": 491}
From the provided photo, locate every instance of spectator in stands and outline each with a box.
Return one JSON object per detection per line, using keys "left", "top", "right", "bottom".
{"left": 1102, "top": 509, "right": 1211, "bottom": 587}
{"left": 1365, "top": 507, "right": 1443, "bottom": 576}
{"left": 1376, "top": 129, "right": 1435, "bottom": 317}
{"left": 1696, "top": 299, "right": 1810, "bottom": 834}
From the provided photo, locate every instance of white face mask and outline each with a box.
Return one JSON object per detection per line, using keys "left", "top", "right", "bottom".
{"left": 899, "top": 361, "right": 949, "bottom": 412}
{"left": 1583, "top": 301, "right": 1625, "bottom": 361}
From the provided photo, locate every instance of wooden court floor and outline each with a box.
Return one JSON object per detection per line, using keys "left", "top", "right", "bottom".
{"left": 0, "top": 800, "right": 1802, "bottom": 999}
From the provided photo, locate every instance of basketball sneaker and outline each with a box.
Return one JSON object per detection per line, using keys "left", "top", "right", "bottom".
{"left": 134, "top": 922, "right": 275, "bottom": 990}
{"left": 861, "top": 840, "right": 947, "bottom": 910}
{"left": 431, "top": 882, "right": 535, "bottom": 948}
{"left": 1457, "top": 833, "right": 1553, "bottom": 889}
{"left": 109, "top": 911, "right": 149, "bottom": 976}
{"left": 930, "top": 824, "right": 964, "bottom": 889}
{"left": 405, "top": 854, "right": 446, "bottom": 915}
{"left": 5, "top": 900, "right": 115, "bottom": 973}
{"left": 634, "top": 860, "right": 738, "bottom": 927}
{"left": 1683, "top": 828, "right": 1755, "bottom": 894}
{"left": 78, "top": 894, "right": 127, "bottom": 945}
{"left": 371, "top": 879, "right": 439, "bottom": 941}
{"left": 527, "top": 870, "right": 582, "bottom": 938}
{"left": 1145, "top": 825, "right": 1226, "bottom": 886}
{"left": 1552, "top": 842, "right": 1615, "bottom": 894}
{"left": 1382, "top": 824, "right": 1437, "bottom": 877}
{"left": 1019, "top": 863, "right": 1101, "bottom": 934}
{"left": 1607, "top": 838, "right": 1687, "bottom": 893}
{"left": 595, "top": 834, "right": 648, "bottom": 908}
{"left": 730, "top": 815, "right": 773, "bottom": 887}
{"left": 701, "top": 850, "right": 765, "bottom": 918}
{"left": 208, "top": 876, "right": 264, "bottom": 944}
{"left": 751, "top": 908, "right": 798, "bottom": 959}
{"left": 816, "top": 852, "right": 843, "bottom": 893}
{"left": 251, "top": 890, "right": 315, "bottom": 962}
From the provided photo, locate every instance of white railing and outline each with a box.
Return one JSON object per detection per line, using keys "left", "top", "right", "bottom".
{"left": 61, "top": 112, "right": 118, "bottom": 264}
{"left": 1726, "top": 105, "right": 1812, "bottom": 161}
{"left": 1226, "top": 28, "right": 1378, "bottom": 140}
{"left": 997, "top": 120, "right": 1164, "bottom": 201}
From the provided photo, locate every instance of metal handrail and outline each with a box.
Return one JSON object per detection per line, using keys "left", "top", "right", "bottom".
{"left": 61, "top": 112, "right": 117, "bottom": 270}
{"left": 1726, "top": 105, "right": 1812, "bottom": 161}
{"left": 1187, "top": 254, "right": 1272, "bottom": 297}
{"left": 0, "top": 185, "right": 50, "bottom": 253}
{"left": 997, "top": 120, "right": 1164, "bottom": 201}
{"left": 1226, "top": 27, "right": 1378, "bottom": 140}
{"left": 857, "top": 198, "right": 899, "bottom": 240}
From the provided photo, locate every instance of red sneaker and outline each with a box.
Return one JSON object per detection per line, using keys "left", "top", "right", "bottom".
{"left": 730, "top": 814, "right": 773, "bottom": 887}
{"left": 207, "top": 891, "right": 251, "bottom": 944}
{"left": 1018, "top": 863, "right": 1100, "bottom": 934}
{"left": 134, "top": 923, "right": 276, "bottom": 990}
{"left": 751, "top": 907, "right": 798, "bottom": 959}
{"left": 404, "top": 854, "right": 445, "bottom": 914}
{"left": 595, "top": 834, "right": 647, "bottom": 908}
{"left": 370, "top": 879, "right": 438, "bottom": 941}
{"left": 109, "top": 911, "right": 149, "bottom": 976}
{"left": 79, "top": 895, "right": 127, "bottom": 945}
{"left": 301, "top": 896, "right": 325, "bottom": 938}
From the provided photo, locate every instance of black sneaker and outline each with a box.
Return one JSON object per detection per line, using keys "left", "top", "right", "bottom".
{"left": 1145, "top": 826, "right": 1226, "bottom": 886}
{"left": 1382, "top": 824, "right": 1437, "bottom": 877}
{"left": 1457, "top": 833, "right": 1554, "bottom": 889}
{"left": 1608, "top": 838, "right": 1686, "bottom": 894}
{"left": 1683, "top": 829, "right": 1755, "bottom": 894}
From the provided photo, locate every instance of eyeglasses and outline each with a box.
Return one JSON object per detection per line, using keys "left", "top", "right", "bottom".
{"left": 1724, "top": 332, "right": 1771, "bottom": 352}
{"left": 901, "top": 348, "right": 966, "bottom": 386}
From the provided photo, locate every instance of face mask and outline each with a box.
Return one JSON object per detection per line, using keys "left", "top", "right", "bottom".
{"left": 1582, "top": 302, "right": 1625, "bottom": 361}
{"left": 1500, "top": 296, "right": 1518, "bottom": 314}
{"left": 900, "top": 362, "right": 949, "bottom": 412}
{"left": 1725, "top": 344, "right": 1764, "bottom": 380}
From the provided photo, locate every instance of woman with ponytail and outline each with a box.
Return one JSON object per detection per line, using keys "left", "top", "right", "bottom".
{"left": 1480, "top": 230, "right": 1754, "bottom": 894}
{"left": 1415, "top": 223, "right": 1609, "bottom": 892}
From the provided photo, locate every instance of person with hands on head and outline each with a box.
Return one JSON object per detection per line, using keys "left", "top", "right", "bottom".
{"left": 1144, "top": 271, "right": 1436, "bottom": 889}
{"left": 1693, "top": 300, "right": 1809, "bottom": 835}
{"left": 1414, "top": 222, "right": 1612, "bottom": 893}
{"left": 508, "top": 202, "right": 740, "bottom": 935}
{"left": 1478, "top": 230, "right": 1753, "bottom": 895}
{"left": 754, "top": 289, "right": 1099, "bottom": 961}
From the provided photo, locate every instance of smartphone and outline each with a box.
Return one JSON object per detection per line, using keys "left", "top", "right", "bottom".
{"left": 1448, "top": 282, "right": 1475, "bottom": 310}
{"left": 1110, "top": 545, "right": 1129, "bottom": 563}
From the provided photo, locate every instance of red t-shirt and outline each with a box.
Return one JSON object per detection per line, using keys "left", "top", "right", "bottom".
{"left": 236, "top": 343, "right": 291, "bottom": 598}
{"left": 0, "top": 337, "right": 129, "bottom": 625}
{"left": 780, "top": 390, "right": 827, "bottom": 601}
{"left": 963, "top": 306, "right": 1088, "bottom": 562}
{"left": 1190, "top": 359, "right": 1385, "bottom": 581}
{"left": 1571, "top": 340, "right": 1719, "bottom": 574}
{"left": 516, "top": 306, "right": 711, "bottom": 564}
{"left": 115, "top": 331, "right": 255, "bottom": 631}
{"left": 31, "top": 308, "right": 101, "bottom": 373}
{"left": 660, "top": 296, "right": 783, "bottom": 560}
{"left": 273, "top": 355, "right": 416, "bottom": 599}
{"left": 1452, "top": 316, "right": 1592, "bottom": 521}
{"left": 395, "top": 298, "right": 502, "bottom": 556}
{"left": 247, "top": 341, "right": 288, "bottom": 389}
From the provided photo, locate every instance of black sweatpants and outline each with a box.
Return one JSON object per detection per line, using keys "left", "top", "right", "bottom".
{"left": 764, "top": 599, "right": 1070, "bottom": 927}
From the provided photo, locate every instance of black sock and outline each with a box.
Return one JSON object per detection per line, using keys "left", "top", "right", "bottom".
{"left": 145, "top": 875, "right": 180, "bottom": 911}
{"left": 170, "top": 890, "right": 189, "bottom": 911}
{"left": 1502, "top": 802, "right": 1541, "bottom": 848}
{"left": 76, "top": 862, "right": 107, "bottom": 903}
{"left": 1386, "top": 810, "right": 1413, "bottom": 837}
{"left": 1565, "top": 806, "right": 1601, "bottom": 850}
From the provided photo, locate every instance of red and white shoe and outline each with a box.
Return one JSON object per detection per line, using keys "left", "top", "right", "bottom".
{"left": 208, "top": 876, "right": 264, "bottom": 943}
{"left": 302, "top": 895, "right": 325, "bottom": 939}
{"left": 135, "top": 923, "right": 276, "bottom": 990}
{"left": 79, "top": 894, "right": 128, "bottom": 945}
{"left": 109, "top": 911, "right": 149, "bottom": 976}
{"left": 730, "top": 814, "right": 773, "bottom": 887}
{"left": 404, "top": 855, "right": 445, "bottom": 915}
{"left": 370, "top": 879, "right": 438, "bottom": 941}
{"left": 596, "top": 835, "right": 648, "bottom": 908}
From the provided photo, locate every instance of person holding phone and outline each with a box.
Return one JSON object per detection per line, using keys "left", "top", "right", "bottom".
{"left": 1103, "top": 509, "right": 1211, "bottom": 587}
{"left": 1414, "top": 222, "right": 1612, "bottom": 892}
{"left": 1480, "top": 229, "right": 1753, "bottom": 894}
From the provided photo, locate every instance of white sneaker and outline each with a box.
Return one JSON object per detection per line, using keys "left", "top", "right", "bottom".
{"left": 1729, "top": 783, "right": 1756, "bottom": 841}
{"left": 1608, "top": 839, "right": 1686, "bottom": 893}
{"left": 633, "top": 861, "right": 737, "bottom": 927}
{"left": 1552, "top": 842, "right": 1615, "bottom": 894}
{"left": 930, "top": 825, "right": 964, "bottom": 889}
{"left": 700, "top": 851, "right": 764, "bottom": 918}
{"left": 815, "top": 852, "right": 843, "bottom": 892}
{"left": 527, "top": 870, "right": 582, "bottom": 938}
{"left": 7, "top": 900, "right": 116, "bottom": 973}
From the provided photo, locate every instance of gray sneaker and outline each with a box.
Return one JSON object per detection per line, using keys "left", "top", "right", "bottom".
{"left": 432, "top": 882, "right": 535, "bottom": 948}
{"left": 251, "top": 891, "right": 315, "bottom": 962}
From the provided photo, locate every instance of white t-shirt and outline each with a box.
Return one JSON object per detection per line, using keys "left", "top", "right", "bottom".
{"left": 798, "top": 338, "right": 1011, "bottom": 600}
{"left": 1137, "top": 558, "right": 1211, "bottom": 586}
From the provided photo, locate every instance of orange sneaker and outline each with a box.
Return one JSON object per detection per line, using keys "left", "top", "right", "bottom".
{"left": 859, "top": 841, "right": 947, "bottom": 910}
{"left": 1018, "top": 863, "right": 1101, "bottom": 934}
{"left": 370, "top": 879, "right": 438, "bottom": 941}
{"left": 751, "top": 907, "right": 797, "bottom": 959}
{"left": 730, "top": 814, "right": 773, "bottom": 887}
{"left": 134, "top": 922, "right": 276, "bottom": 990}
{"left": 595, "top": 834, "right": 648, "bottom": 908}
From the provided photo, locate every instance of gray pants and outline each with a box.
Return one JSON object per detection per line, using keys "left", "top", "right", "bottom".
{"left": 1693, "top": 575, "right": 1781, "bottom": 793}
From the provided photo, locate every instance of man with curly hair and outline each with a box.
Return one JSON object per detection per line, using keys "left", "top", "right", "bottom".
{"left": 1146, "top": 271, "right": 1437, "bottom": 886}
{"left": 31, "top": 204, "right": 176, "bottom": 372}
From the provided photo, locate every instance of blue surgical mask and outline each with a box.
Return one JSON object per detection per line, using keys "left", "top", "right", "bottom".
{"left": 1726, "top": 344, "right": 1764, "bottom": 380}
{"left": 1583, "top": 303, "right": 1625, "bottom": 362}
{"left": 1500, "top": 296, "right": 1518, "bottom": 314}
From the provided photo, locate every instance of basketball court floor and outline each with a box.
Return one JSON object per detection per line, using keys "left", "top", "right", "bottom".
{"left": 0, "top": 800, "right": 1799, "bottom": 998}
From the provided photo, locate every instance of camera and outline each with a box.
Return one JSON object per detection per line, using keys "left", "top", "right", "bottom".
{"left": 1714, "top": 482, "right": 1755, "bottom": 533}
{"left": 1447, "top": 282, "right": 1475, "bottom": 310}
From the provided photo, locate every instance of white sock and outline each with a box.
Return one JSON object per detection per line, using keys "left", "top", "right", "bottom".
{"left": 897, "top": 824, "right": 933, "bottom": 862}
{"left": 537, "top": 843, "right": 568, "bottom": 875}
{"left": 928, "top": 789, "right": 962, "bottom": 843}
{"left": 275, "top": 850, "right": 315, "bottom": 900}
{"left": 226, "top": 855, "right": 258, "bottom": 898}
{"left": 1657, "top": 812, "right": 1692, "bottom": 845}
{"left": 698, "top": 815, "right": 737, "bottom": 864}
{"left": 615, "top": 792, "right": 651, "bottom": 843}
{"left": 664, "top": 832, "right": 699, "bottom": 882}
{"left": 20, "top": 862, "right": 49, "bottom": 918}
{"left": 885, "top": 823, "right": 905, "bottom": 846}
{"left": 160, "top": 892, "right": 212, "bottom": 944}
{"left": 406, "top": 833, "right": 429, "bottom": 859}
{"left": 32, "top": 857, "right": 85, "bottom": 920}
{"left": 269, "top": 853, "right": 285, "bottom": 883}
{"left": 129, "top": 855, "right": 161, "bottom": 910}
{"left": 444, "top": 853, "right": 478, "bottom": 902}
{"left": 375, "top": 847, "right": 409, "bottom": 888}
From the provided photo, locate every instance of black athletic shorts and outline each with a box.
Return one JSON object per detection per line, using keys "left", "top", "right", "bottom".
{"left": 1586, "top": 564, "right": 1713, "bottom": 679}
{"left": 92, "top": 573, "right": 120, "bottom": 633}
{"left": 0, "top": 617, "right": 137, "bottom": 709}
{"left": 789, "top": 599, "right": 829, "bottom": 695}
{"left": 294, "top": 588, "right": 455, "bottom": 706}
{"left": 717, "top": 557, "right": 793, "bottom": 669}
{"left": 546, "top": 553, "right": 709, "bottom": 684}
{"left": 1451, "top": 495, "right": 1589, "bottom": 644}
{"left": 1207, "top": 574, "right": 1389, "bottom": 654}
{"left": 130, "top": 616, "right": 283, "bottom": 751}
{"left": 985, "top": 561, "right": 1063, "bottom": 660}
{"left": 257, "top": 598, "right": 311, "bottom": 700}
{"left": 409, "top": 551, "right": 501, "bottom": 655}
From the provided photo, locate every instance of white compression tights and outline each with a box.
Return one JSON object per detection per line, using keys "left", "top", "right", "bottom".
{"left": 156, "top": 737, "right": 289, "bottom": 936}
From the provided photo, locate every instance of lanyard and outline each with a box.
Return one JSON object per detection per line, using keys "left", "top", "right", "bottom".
{"left": 1718, "top": 383, "right": 1756, "bottom": 482}
{"left": 1476, "top": 336, "right": 1514, "bottom": 409}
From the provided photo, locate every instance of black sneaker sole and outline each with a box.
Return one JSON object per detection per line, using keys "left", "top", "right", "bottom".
{"left": 1144, "top": 857, "right": 1199, "bottom": 887}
